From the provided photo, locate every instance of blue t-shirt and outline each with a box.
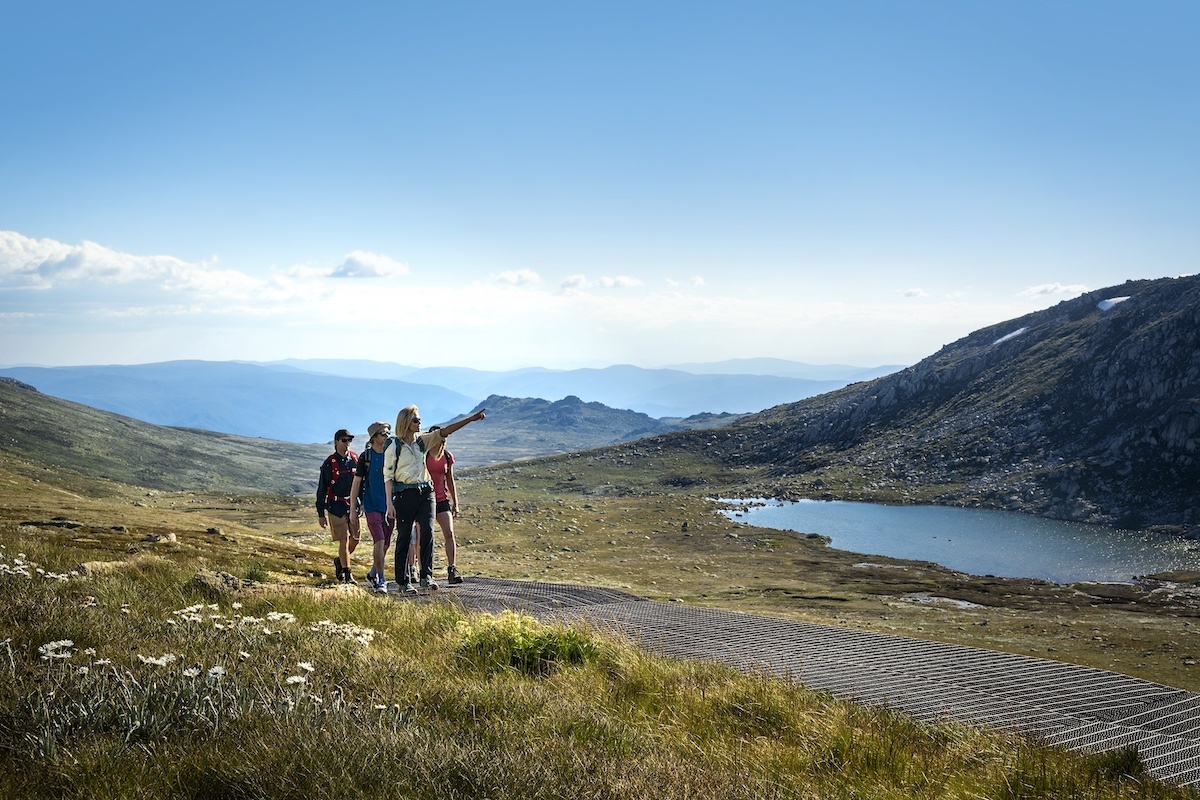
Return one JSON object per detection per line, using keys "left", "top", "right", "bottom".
{"left": 357, "top": 446, "right": 389, "bottom": 514}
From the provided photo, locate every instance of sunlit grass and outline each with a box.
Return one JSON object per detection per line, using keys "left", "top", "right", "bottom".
{"left": 2, "top": 540, "right": 1194, "bottom": 799}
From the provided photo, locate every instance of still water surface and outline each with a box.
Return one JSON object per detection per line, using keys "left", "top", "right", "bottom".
{"left": 720, "top": 499, "right": 1200, "bottom": 584}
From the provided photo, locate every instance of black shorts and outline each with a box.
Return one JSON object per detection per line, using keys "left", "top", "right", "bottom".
{"left": 436, "top": 499, "right": 452, "bottom": 514}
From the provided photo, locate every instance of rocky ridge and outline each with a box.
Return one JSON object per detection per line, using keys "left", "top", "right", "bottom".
{"left": 682, "top": 275, "right": 1200, "bottom": 534}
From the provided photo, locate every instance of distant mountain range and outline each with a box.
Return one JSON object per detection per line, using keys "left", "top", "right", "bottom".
{"left": 0, "top": 358, "right": 900, "bottom": 445}
{"left": 0, "top": 361, "right": 475, "bottom": 446}
{"left": 0, "top": 376, "right": 324, "bottom": 494}
{"left": 669, "top": 275, "right": 1200, "bottom": 534}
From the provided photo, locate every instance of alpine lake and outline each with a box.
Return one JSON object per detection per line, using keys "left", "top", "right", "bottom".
{"left": 720, "top": 498, "right": 1200, "bottom": 584}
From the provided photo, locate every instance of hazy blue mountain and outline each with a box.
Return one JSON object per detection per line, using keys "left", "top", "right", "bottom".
{"left": 0, "top": 377, "right": 324, "bottom": 493}
{"left": 266, "top": 360, "right": 865, "bottom": 417}
{"left": 261, "top": 359, "right": 422, "bottom": 381}
{"left": 0, "top": 361, "right": 474, "bottom": 444}
{"left": 0, "top": 357, "right": 900, "bottom": 444}
{"left": 659, "top": 358, "right": 904, "bottom": 382}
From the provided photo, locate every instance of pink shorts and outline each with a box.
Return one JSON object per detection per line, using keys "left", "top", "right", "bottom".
{"left": 365, "top": 511, "right": 394, "bottom": 549}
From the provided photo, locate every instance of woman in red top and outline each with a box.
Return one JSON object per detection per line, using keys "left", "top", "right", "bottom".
{"left": 425, "top": 425, "right": 463, "bottom": 584}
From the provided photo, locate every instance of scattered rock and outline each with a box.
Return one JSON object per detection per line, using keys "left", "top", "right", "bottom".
{"left": 194, "top": 569, "right": 259, "bottom": 596}
{"left": 141, "top": 532, "right": 177, "bottom": 544}
{"left": 78, "top": 560, "right": 125, "bottom": 576}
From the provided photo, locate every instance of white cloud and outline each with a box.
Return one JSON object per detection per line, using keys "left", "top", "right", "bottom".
{"left": 561, "top": 274, "right": 643, "bottom": 291}
{"left": 2, "top": 230, "right": 1120, "bottom": 371}
{"left": 493, "top": 268, "right": 540, "bottom": 285}
{"left": 690, "top": 276, "right": 705, "bottom": 287}
{"left": 329, "top": 250, "right": 409, "bottom": 278}
{"left": 0, "top": 230, "right": 219, "bottom": 289}
{"left": 0, "top": 231, "right": 326, "bottom": 321}
{"left": 902, "top": 288, "right": 928, "bottom": 298}
{"left": 599, "top": 275, "right": 641, "bottom": 288}
{"left": 560, "top": 274, "right": 590, "bottom": 292}
{"left": 1018, "top": 282, "right": 1088, "bottom": 297}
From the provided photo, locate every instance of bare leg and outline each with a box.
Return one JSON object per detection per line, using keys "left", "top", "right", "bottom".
{"left": 436, "top": 510, "right": 456, "bottom": 567}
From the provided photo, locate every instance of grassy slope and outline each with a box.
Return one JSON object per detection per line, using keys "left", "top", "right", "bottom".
{"left": 0, "top": 379, "right": 326, "bottom": 495}
{"left": 3, "top": 460, "right": 1195, "bottom": 799}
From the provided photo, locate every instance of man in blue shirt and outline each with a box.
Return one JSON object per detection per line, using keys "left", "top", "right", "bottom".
{"left": 350, "top": 421, "right": 395, "bottom": 593}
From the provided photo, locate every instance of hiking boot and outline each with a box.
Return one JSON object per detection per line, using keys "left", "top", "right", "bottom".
{"left": 333, "top": 556, "right": 344, "bottom": 582}
{"left": 420, "top": 575, "right": 439, "bottom": 591}
{"left": 408, "top": 568, "right": 418, "bottom": 586}
{"left": 375, "top": 577, "right": 389, "bottom": 594}
{"left": 447, "top": 564, "right": 463, "bottom": 585}
{"left": 402, "top": 580, "right": 417, "bottom": 595}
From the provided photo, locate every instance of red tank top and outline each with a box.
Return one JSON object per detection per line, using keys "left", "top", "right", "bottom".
{"left": 426, "top": 450, "right": 454, "bottom": 502}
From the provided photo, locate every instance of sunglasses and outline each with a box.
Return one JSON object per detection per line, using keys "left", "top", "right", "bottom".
{"left": 337, "top": 437, "right": 353, "bottom": 443}
{"left": 411, "top": 418, "right": 421, "bottom": 425}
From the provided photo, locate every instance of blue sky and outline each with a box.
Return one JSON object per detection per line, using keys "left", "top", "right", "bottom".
{"left": 2, "top": 1, "right": 1196, "bottom": 370}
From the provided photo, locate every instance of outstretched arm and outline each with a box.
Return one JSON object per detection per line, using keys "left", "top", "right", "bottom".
{"left": 439, "top": 408, "right": 485, "bottom": 438}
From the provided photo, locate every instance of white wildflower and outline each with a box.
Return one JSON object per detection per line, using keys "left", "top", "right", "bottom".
{"left": 286, "top": 675, "right": 307, "bottom": 685}
{"left": 297, "top": 661, "right": 315, "bottom": 672}
{"left": 38, "top": 640, "right": 75, "bottom": 660}
{"left": 137, "top": 653, "right": 178, "bottom": 667}
{"left": 183, "top": 667, "right": 201, "bottom": 678}
{"left": 207, "top": 665, "right": 227, "bottom": 679}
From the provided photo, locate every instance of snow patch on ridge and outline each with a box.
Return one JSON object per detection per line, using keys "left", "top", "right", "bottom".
{"left": 1097, "top": 296, "right": 1131, "bottom": 311}
{"left": 992, "top": 327, "right": 1028, "bottom": 346}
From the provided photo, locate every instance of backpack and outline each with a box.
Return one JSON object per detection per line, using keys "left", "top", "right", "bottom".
{"left": 357, "top": 446, "right": 375, "bottom": 499}
{"left": 325, "top": 451, "right": 358, "bottom": 503}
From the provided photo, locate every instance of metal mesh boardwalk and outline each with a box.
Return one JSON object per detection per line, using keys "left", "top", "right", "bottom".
{"left": 402, "top": 577, "right": 1200, "bottom": 787}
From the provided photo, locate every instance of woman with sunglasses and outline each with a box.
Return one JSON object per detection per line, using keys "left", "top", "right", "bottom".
{"left": 384, "top": 405, "right": 485, "bottom": 592}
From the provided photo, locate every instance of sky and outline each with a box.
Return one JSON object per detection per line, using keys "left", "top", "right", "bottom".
{"left": 2, "top": 1, "right": 1197, "bottom": 371}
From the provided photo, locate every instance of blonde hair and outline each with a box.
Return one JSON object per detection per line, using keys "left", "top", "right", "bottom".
{"left": 395, "top": 405, "right": 420, "bottom": 435}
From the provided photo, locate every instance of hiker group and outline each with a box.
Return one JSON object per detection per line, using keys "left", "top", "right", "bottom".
{"left": 315, "top": 404, "right": 486, "bottom": 594}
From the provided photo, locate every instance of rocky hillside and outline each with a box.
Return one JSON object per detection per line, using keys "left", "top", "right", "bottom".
{"left": 445, "top": 394, "right": 740, "bottom": 466}
{"left": 678, "top": 275, "right": 1199, "bottom": 533}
